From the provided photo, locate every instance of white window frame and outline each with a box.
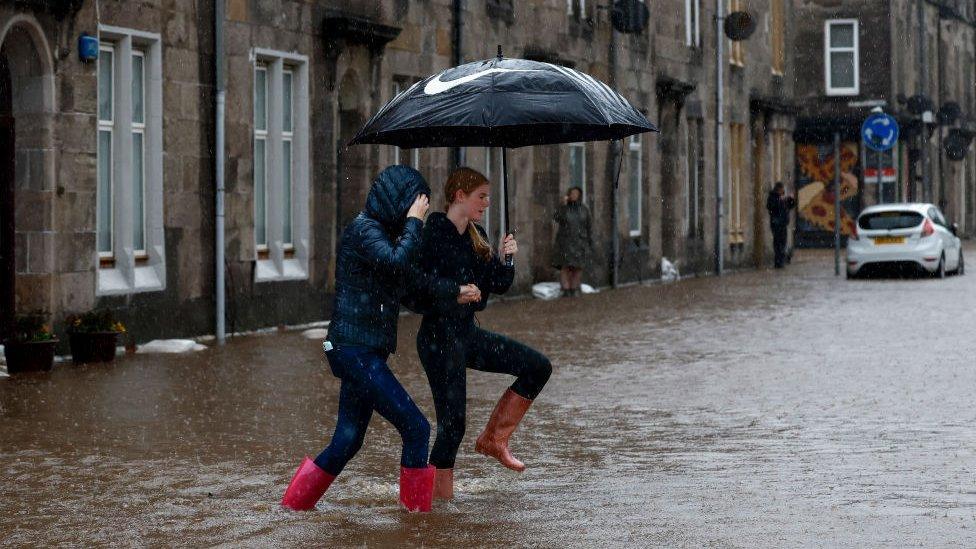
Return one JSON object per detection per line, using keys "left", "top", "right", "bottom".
{"left": 96, "top": 26, "right": 165, "bottom": 296}
{"left": 251, "top": 48, "right": 310, "bottom": 283}
{"left": 628, "top": 134, "right": 643, "bottom": 237}
{"left": 568, "top": 142, "right": 587, "bottom": 203}
{"left": 824, "top": 19, "right": 860, "bottom": 96}
{"left": 282, "top": 68, "right": 294, "bottom": 250}
{"left": 685, "top": 0, "right": 701, "bottom": 47}
{"left": 254, "top": 63, "right": 268, "bottom": 251}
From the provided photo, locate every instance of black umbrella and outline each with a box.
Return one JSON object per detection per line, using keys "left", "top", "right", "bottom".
{"left": 351, "top": 48, "right": 658, "bottom": 249}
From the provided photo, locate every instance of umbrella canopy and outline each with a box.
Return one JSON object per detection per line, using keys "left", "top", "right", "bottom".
{"left": 351, "top": 56, "right": 658, "bottom": 149}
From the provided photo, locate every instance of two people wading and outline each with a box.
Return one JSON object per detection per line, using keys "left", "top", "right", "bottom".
{"left": 280, "top": 166, "right": 552, "bottom": 512}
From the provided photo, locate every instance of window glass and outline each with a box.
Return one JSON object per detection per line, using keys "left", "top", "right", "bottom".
{"left": 254, "top": 138, "right": 267, "bottom": 246}
{"left": 283, "top": 140, "right": 292, "bottom": 245}
{"left": 283, "top": 71, "right": 293, "bottom": 133}
{"left": 254, "top": 67, "right": 267, "bottom": 131}
{"left": 97, "top": 130, "right": 113, "bottom": 253}
{"left": 830, "top": 51, "right": 855, "bottom": 88}
{"left": 830, "top": 24, "right": 854, "bottom": 48}
{"left": 858, "top": 211, "right": 923, "bottom": 230}
{"left": 132, "top": 53, "right": 144, "bottom": 124}
{"left": 98, "top": 48, "right": 113, "bottom": 122}
{"left": 132, "top": 132, "right": 145, "bottom": 250}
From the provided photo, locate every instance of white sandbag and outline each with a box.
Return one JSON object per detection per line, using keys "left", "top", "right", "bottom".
{"left": 661, "top": 257, "right": 680, "bottom": 283}
{"left": 302, "top": 328, "right": 329, "bottom": 340}
{"left": 137, "top": 339, "right": 207, "bottom": 354}
{"left": 532, "top": 282, "right": 563, "bottom": 300}
{"left": 580, "top": 283, "right": 599, "bottom": 294}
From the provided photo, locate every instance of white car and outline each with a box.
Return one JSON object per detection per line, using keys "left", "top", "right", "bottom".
{"left": 846, "top": 203, "right": 964, "bottom": 279}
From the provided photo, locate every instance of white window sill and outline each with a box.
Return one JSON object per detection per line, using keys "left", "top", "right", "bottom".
{"left": 255, "top": 258, "right": 307, "bottom": 282}
{"left": 826, "top": 88, "right": 859, "bottom": 97}
{"left": 97, "top": 264, "right": 165, "bottom": 295}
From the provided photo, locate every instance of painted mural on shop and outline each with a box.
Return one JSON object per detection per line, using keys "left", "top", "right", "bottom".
{"left": 794, "top": 142, "right": 860, "bottom": 246}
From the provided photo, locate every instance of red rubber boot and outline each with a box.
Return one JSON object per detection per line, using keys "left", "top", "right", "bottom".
{"left": 281, "top": 456, "right": 336, "bottom": 511}
{"left": 399, "top": 465, "right": 435, "bottom": 512}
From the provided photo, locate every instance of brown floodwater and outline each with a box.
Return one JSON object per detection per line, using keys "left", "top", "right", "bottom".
{"left": 2, "top": 248, "right": 976, "bottom": 547}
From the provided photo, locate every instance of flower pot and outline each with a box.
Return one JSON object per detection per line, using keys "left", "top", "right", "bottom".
{"left": 3, "top": 339, "right": 59, "bottom": 373}
{"left": 69, "top": 332, "right": 119, "bottom": 363}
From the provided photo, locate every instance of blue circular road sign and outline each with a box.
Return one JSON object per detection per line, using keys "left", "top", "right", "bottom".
{"left": 861, "top": 113, "right": 899, "bottom": 152}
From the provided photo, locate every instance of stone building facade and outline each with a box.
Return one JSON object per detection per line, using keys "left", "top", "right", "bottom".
{"left": 0, "top": 0, "right": 798, "bottom": 343}
{"left": 793, "top": 0, "right": 976, "bottom": 246}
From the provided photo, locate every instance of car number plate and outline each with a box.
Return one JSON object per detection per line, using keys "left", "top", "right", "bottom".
{"left": 874, "top": 236, "right": 905, "bottom": 245}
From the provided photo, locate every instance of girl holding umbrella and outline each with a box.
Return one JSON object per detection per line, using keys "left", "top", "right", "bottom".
{"left": 280, "top": 165, "right": 435, "bottom": 513}
{"left": 415, "top": 167, "right": 553, "bottom": 501}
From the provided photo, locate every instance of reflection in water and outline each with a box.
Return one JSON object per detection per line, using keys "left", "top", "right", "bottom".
{"left": 3, "top": 249, "right": 976, "bottom": 546}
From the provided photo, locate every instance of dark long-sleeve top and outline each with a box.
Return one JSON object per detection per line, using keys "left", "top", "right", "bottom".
{"left": 414, "top": 212, "right": 514, "bottom": 325}
{"left": 766, "top": 191, "right": 796, "bottom": 227}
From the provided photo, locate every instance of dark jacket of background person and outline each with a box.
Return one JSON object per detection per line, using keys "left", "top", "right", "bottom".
{"left": 326, "top": 166, "right": 430, "bottom": 354}
{"left": 551, "top": 201, "right": 593, "bottom": 269}
{"left": 416, "top": 212, "right": 515, "bottom": 324}
{"left": 766, "top": 190, "right": 796, "bottom": 227}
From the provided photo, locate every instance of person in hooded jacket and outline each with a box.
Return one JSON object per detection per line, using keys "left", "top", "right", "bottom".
{"left": 415, "top": 167, "right": 553, "bottom": 501}
{"left": 766, "top": 181, "right": 796, "bottom": 269}
{"left": 280, "top": 165, "right": 435, "bottom": 513}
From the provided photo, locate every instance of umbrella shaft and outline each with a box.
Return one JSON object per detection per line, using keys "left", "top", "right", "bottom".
{"left": 502, "top": 147, "right": 513, "bottom": 267}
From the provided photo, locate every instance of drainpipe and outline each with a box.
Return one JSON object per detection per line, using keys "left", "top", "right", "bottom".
{"left": 452, "top": 0, "right": 464, "bottom": 169}
{"left": 918, "top": 0, "right": 929, "bottom": 203}
{"left": 936, "top": 10, "right": 945, "bottom": 212}
{"left": 714, "top": 0, "right": 725, "bottom": 275}
{"left": 609, "top": 20, "right": 620, "bottom": 287}
{"left": 215, "top": 1, "right": 226, "bottom": 344}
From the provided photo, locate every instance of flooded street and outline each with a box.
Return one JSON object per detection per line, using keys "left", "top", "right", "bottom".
{"left": 3, "top": 248, "right": 976, "bottom": 547}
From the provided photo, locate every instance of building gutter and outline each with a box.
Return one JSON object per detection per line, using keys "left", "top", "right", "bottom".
{"left": 215, "top": 0, "right": 226, "bottom": 344}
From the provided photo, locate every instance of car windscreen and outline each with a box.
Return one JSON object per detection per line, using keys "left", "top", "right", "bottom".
{"left": 857, "top": 211, "right": 924, "bottom": 230}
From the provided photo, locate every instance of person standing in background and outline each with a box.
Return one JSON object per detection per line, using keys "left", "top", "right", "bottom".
{"left": 766, "top": 182, "right": 796, "bottom": 269}
{"left": 552, "top": 187, "right": 593, "bottom": 296}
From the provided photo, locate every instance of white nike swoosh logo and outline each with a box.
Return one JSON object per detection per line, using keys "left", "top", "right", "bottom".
{"left": 423, "top": 67, "right": 542, "bottom": 95}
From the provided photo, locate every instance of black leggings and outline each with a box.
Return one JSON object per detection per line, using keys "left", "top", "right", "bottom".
{"left": 417, "top": 321, "right": 552, "bottom": 469}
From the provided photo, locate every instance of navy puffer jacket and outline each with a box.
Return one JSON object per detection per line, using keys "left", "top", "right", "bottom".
{"left": 326, "top": 165, "right": 430, "bottom": 353}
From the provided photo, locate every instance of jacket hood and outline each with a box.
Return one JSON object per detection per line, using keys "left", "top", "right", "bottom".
{"left": 365, "top": 165, "right": 431, "bottom": 229}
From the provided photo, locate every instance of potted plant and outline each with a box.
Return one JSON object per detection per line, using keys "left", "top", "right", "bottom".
{"left": 3, "top": 313, "right": 58, "bottom": 373}
{"left": 66, "top": 309, "right": 126, "bottom": 364}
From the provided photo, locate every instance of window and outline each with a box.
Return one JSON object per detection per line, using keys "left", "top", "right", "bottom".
{"left": 96, "top": 26, "right": 165, "bottom": 296}
{"left": 728, "top": 0, "right": 745, "bottom": 67}
{"left": 825, "top": 19, "right": 859, "bottom": 95}
{"left": 391, "top": 81, "right": 420, "bottom": 170}
{"left": 770, "top": 0, "right": 785, "bottom": 75}
{"left": 252, "top": 49, "right": 310, "bottom": 282}
{"left": 728, "top": 123, "right": 747, "bottom": 245}
{"left": 569, "top": 142, "right": 586, "bottom": 203}
{"left": 685, "top": 0, "right": 700, "bottom": 47}
{"left": 567, "top": 0, "right": 586, "bottom": 18}
{"left": 686, "top": 118, "right": 705, "bottom": 239}
{"left": 628, "top": 135, "right": 643, "bottom": 236}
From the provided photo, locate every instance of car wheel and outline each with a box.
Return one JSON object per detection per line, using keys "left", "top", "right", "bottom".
{"left": 935, "top": 254, "right": 946, "bottom": 279}
{"left": 958, "top": 250, "right": 965, "bottom": 276}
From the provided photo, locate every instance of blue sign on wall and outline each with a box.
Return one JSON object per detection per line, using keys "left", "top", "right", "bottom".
{"left": 861, "top": 113, "right": 899, "bottom": 152}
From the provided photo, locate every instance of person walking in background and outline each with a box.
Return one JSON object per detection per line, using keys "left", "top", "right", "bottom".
{"left": 766, "top": 181, "right": 796, "bottom": 269}
{"left": 280, "top": 165, "right": 435, "bottom": 513}
{"left": 552, "top": 186, "right": 593, "bottom": 297}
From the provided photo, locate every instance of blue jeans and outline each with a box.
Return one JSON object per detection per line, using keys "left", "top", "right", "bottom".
{"left": 314, "top": 344, "right": 430, "bottom": 475}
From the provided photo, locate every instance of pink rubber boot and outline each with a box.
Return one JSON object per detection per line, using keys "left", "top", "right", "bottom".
{"left": 399, "top": 465, "right": 435, "bottom": 512}
{"left": 281, "top": 456, "right": 337, "bottom": 511}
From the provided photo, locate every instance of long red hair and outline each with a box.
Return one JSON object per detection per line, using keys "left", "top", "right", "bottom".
{"left": 444, "top": 168, "right": 493, "bottom": 261}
